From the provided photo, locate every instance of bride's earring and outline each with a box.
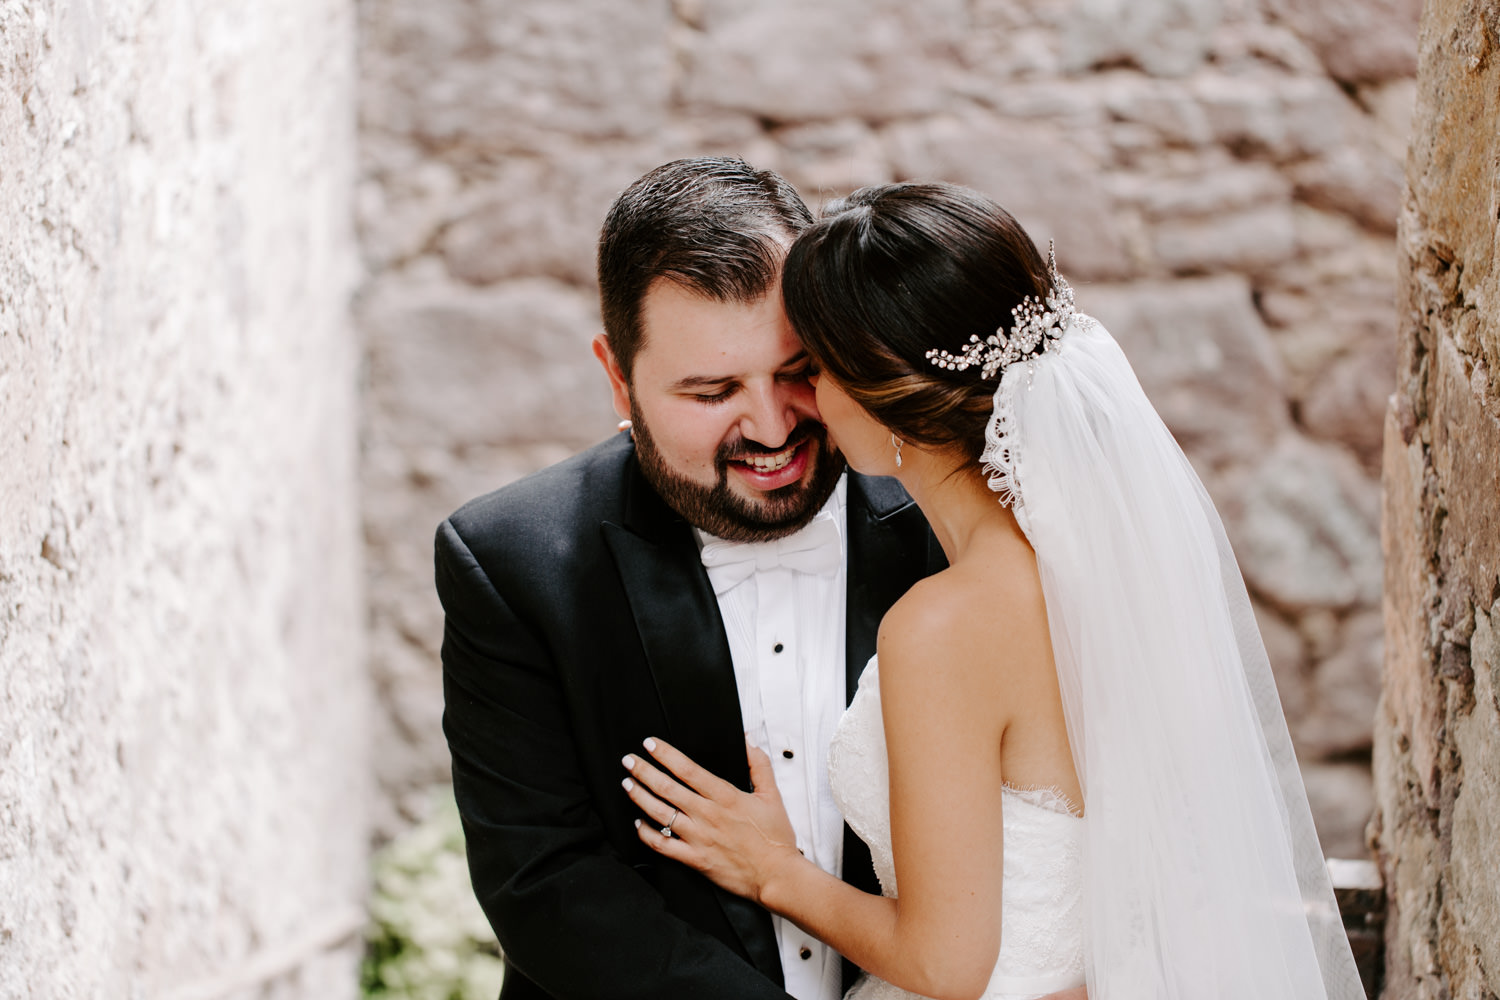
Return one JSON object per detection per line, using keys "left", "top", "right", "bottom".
{"left": 891, "top": 434, "right": 903, "bottom": 469}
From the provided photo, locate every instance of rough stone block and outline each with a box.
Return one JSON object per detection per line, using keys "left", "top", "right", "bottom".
{"left": 1431, "top": 335, "right": 1500, "bottom": 600}
{"left": 1300, "top": 760, "right": 1376, "bottom": 859}
{"left": 1405, "top": 1, "right": 1500, "bottom": 310}
{"left": 1264, "top": 0, "right": 1423, "bottom": 84}
{"left": 1120, "top": 161, "right": 1292, "bottom": 219}
{"left": 1372, "top": 695, "right": 1445, "bottom": 995}
{"left": 1098, "top": 73, "right": 1216, "bottom": 147}
{"left": 1297, "top": 610, "right": 1385, "bottom": 758}
{"left": 1259, "top": 225, "right": 1398, "bottom": 409}
{"left": 1291, "top": 145, "right": 1405, "bottom": 234}
{"left": 1082, "top": 276, "right": 1289, "bottom": 468}
{"left": 1360, "top": 78, "right": 1419, "bottom": 163}
{"left": 1380, "top": 399, "right": 1446, "bottom": 809}
{"left": 885, "top": 115, "right": 1133, "bottom": 280}
{"left": 1222, "top": 434, "right": 1383, "bottom": 613}
{"left": 1297, "top": 330, "right": 1398, "bottom": 472}
{"left": 1258, "top": 600, "right": 1311, "bottom": 731}
{"left": 1152, "top": 203, "right": 1297, "bottom": 273}
{"left": 363, "top": 275, "right": 616, "bottom": 451}
{"left": 1192, "top": 73, "right": 1356, "bottom": 160}
{"left": 359, "top": 0, "right": 673, "bottom": 151}
{"left": 1062, "top": 0, "right": 1223, "bottom": 77}
{"left": 769, "top": 120, "right": 894, "bottom": 199}
{"left": 436, "top": 147, "right": 667, "bottom": 288}
{"left": 678, "top": 0, "right": 968, "bottom": 122}
{"left": 1449, "top": 599, "right": 1500, "bottom": 988}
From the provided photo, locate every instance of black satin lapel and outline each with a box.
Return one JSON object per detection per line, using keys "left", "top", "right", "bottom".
{"left": 601, "top": 523, "right": 749, "bottom": 788}
{"left": 601, "top": 514, "right": 781, "bottom": 983}
{"left": 843, "top": 473, "right": 946, "bottom": 704}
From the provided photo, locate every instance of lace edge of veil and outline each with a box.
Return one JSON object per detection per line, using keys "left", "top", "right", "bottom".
{"left": 980, "top": 364, "right": 1025, "bottom": 510}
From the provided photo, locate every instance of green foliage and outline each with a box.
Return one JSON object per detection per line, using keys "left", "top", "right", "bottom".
{"left": 362, "top": 788, "right": 505, "bottom": 1000}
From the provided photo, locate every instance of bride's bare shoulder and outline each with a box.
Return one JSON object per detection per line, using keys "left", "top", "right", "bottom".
{"left": 877, "top": 539, "right": 1050, "bottom": 692}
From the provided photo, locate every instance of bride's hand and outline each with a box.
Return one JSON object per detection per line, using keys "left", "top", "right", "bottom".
{"left": 622, "top": 736, "right": 806, "bottom": 904}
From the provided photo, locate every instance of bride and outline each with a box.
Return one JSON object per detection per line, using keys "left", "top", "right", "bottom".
{"left": 619, "top": 183, "right": 1365, "bottom": 1000}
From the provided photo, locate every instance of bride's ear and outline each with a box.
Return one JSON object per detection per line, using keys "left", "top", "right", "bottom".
{"left": 593, "top": 334, "right": 632, "bottom": 421}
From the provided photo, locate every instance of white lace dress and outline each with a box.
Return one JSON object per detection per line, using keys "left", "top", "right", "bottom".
{"left": 828, "top": 659, "right": 1086, "bottom": 1000}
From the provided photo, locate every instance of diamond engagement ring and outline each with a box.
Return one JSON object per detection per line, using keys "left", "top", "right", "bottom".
{"left": 661, "top": 807, "right": 678, "bottom": 838}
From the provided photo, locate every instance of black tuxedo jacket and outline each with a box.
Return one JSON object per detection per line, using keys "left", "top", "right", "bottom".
{"left": 436, "top": 432, "right": 944, "bottom": 1000}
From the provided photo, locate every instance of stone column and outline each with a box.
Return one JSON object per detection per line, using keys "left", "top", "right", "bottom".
{"left": 1372, "top": 0, "right": 1500, "bottom": 996}
{"left": 0, "top": 2, "right": 367, "bottom": 997}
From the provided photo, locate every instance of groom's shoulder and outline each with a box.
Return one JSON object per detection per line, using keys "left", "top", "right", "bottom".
{"left": 442, "top": 434, "right": 630, "bottom": 552}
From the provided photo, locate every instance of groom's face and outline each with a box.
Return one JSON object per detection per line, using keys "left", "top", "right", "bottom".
{"left": 595, "top": 278, "right": 843, "bottom": 542}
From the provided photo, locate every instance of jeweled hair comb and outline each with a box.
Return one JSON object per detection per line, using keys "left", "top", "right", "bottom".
{"left": 926, "top": 241, "right": 1075, "bottom": 379}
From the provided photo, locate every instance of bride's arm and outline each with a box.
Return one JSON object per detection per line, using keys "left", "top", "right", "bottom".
{"left": 625, "top": 575, "right": 1052, "bottom": 1000}
{"left": 779, "top": 588, "right": 1014, "bottom": 1000}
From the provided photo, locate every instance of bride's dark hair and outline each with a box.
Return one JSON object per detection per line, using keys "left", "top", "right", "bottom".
{"left": 782, "top": 183, "right": 1051, "bottom": 464}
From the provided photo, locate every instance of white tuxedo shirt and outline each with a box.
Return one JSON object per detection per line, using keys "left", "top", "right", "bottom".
{"left": 696, "top": 477, "right": 849, "bottom": 1000}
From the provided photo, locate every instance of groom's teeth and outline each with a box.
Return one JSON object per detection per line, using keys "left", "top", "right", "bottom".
{"left": 744, "top": 446, "right": 796, "bottom": 472}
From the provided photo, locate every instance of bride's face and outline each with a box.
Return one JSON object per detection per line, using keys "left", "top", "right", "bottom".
{"left": 596, "top": 278, "right": 843, "bottom": 542}
{"left": 810, "top": 370, "right": 899, "bottom": 477}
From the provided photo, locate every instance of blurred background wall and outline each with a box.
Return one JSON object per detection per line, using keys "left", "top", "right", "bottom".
{"left": 357, "top": 0, "right": 1420, "bottom": 858}
{"left": 1373, "top": 0, "right": 1500, "bottom": 995}
{"left": 0, "top": 2, "right": 368, "bottom": 996}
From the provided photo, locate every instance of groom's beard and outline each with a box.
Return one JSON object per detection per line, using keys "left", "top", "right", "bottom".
{"left": 630, "top": 405, "right": 845, "bottom": 544}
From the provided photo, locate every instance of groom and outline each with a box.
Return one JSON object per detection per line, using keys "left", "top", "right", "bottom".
{"left": 435, "top": 158, "right": 945, "bottom": 999}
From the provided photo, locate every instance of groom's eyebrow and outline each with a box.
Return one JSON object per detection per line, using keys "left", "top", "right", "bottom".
{"left": 668, "top": 353, "right": 810, "bottom": 391}
{"left": 671, "top": 373, "right": 737, "bottom": 390}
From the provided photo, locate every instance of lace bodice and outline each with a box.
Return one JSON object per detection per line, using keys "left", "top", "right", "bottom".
{"left": 828, "top": 658, "right": 1086, "bottom": 1000}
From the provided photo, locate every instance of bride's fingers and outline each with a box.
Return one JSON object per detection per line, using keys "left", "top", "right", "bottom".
{"left": 622, "top": 752, "right": 697, "bottom": 813}
{"left": 621, "top": 773, "right": 680, "bottom": 831}
{"left": 642, "top": 737, "right": 734, "bottom": 800}
{"left": 635, "top": 817, "right": 697, "bottom": 863}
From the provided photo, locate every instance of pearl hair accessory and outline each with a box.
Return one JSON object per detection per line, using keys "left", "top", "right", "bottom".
{"left": 925, "top": 242, "right": 1074, "bottom": 380}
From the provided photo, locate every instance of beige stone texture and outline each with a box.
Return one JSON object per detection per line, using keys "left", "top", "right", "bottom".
{"left": 1265, "top": 0, "right": 1424, "bottom": 83}
{"left": 1372, "top": 0, "right": 1500, "bottom": 994}
{"left": 0, "top": 1, "right": 367, "bottom": 996}
{"left": 358, "top": 0, "right": 1424, "bottom": 851}
{"left": 1083, "top": 276, "right": 1289, "bottom": 467}
{"left": 679, "top": 0, "right": 970, "bottom": 122}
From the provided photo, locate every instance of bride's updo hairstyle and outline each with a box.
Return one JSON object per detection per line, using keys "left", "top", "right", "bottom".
{"left": 782, "top": 183, "right": 1051, "bottom": 465}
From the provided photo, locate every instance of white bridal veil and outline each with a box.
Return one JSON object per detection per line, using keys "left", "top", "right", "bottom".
{"left": 986, "top": 313, "right": 1365, "bottom": 999}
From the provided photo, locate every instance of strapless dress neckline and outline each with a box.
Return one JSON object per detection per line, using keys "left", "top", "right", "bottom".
{"left": 828, "top": 658, "right": 1086, "bottom": 1000}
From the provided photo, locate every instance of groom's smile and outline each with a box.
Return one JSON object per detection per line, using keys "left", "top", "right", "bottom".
{"left": 594, "top": 277, "right": 844, "bottom": 542}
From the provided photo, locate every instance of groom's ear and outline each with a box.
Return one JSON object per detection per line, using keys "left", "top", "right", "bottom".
{"left": 593, "top": 334, "right": 633, "bottom": 422}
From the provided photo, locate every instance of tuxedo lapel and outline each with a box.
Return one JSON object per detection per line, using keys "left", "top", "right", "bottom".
{"left": 601, "top": 454, "right": 781, "bottom": 985}
{"left": 601, "top": 523, "right": 750, "bottom": 789}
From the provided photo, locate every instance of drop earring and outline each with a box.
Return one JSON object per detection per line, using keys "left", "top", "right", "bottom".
{"left": 891, "top": 434, "right": 903, "bottom": 469}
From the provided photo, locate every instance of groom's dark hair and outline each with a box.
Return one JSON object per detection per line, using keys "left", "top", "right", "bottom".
{"left": 598, "top": 157, "right": 813, "bottom": 379}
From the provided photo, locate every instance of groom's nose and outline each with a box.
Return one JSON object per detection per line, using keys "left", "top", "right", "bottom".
{"left": 737, "top": 380, "right": 802, "bottom": 450}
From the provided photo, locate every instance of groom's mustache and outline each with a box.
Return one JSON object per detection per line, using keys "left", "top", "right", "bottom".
{"left": 716, "top": 420, "right": 827, "bottom": 464}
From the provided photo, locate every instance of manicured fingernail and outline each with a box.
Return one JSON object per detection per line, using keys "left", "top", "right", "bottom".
{"left": 622, "top": 755, "right": 635, "bottom": 769}
{"left": 643, "top": 737, "right": 657, "bottom": 752}
{"left": 634, "top": 819, "right": 642, "bottom": 829}
{"left": 621, "top": 777, "right": 634, "bottom": 791}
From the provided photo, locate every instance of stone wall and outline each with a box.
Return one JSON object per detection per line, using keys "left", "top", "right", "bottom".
{"left": 358, "top": 0, "right": 1418, "bottom": 855}
{"left": 0, "top": 2, "right": 367, "bottom": 997}
{"left": 1371, "top": 0, "right": 1500, "bottom": 995}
